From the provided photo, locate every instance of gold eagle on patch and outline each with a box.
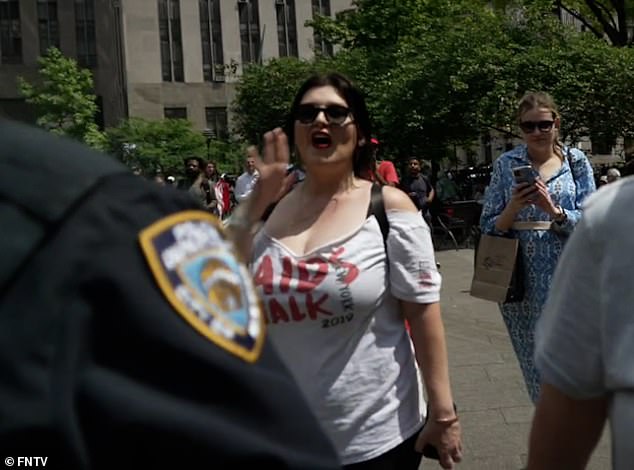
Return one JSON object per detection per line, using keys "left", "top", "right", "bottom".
{"left": 139, "top": 211, "right": 264, "bottom": 362}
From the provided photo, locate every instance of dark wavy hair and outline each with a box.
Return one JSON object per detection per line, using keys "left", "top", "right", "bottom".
{"left": 285, "top": 73, "right": 372, "bottom": 178}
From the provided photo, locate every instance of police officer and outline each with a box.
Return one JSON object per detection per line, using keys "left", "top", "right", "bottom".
{"left": 0, "top": 122, "right": 340, "bottom": 469}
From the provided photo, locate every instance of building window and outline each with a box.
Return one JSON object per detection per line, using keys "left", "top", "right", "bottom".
{"left": 75, "top": 0, "right": 96, "bottom": 67}
{"left": 158, "top": 0, "right": 184, "bottom": 82}
{"left": 276, "top": 0, "right": 297, "bottom": 57}
{"left": 311, "top": 0, "right": 332, "bottom": 56}
{"left": 0, "top": 0, "right": 21, "bottom": 64}
{"left": 199, "top": 0, "right": 224, "bottom": 82}
{"left": 238, "top": 0, "right": 260, "bottom": 64}
{"left": 38, "top": 1, "right": 59, "bottom": 55}
{"left": 164, "top": 107, "right": 187, "bottom": 119}
{"left": 205, "top": 107, "right": 227, "bottom": 140}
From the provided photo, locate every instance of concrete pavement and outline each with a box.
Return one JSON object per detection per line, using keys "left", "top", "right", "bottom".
{"left": 422, "top": 249, "right": 611, "bottom": 470}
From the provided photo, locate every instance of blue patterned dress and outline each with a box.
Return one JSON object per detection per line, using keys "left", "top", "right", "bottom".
{"left": 480, "top": 144, "right": 595, "bottom": 402}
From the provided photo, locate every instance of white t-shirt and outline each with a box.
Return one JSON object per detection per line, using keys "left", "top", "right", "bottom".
{"left": 535, "top": 177, "right": 634, "bottom": 469}
{"left": 234, "top": 171, "right": 258, "bottom": 202}
{"left": 251, "top": 210, "right": 441, "bottom": 464}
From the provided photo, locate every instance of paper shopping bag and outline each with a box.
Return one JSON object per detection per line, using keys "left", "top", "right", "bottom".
{"left": 470, "top": 234, "right": 524, "bottom": 303}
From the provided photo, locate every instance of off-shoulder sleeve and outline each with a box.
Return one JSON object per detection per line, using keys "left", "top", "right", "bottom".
{"left": 386, "top": 210, "right": 441, "bottom": 304}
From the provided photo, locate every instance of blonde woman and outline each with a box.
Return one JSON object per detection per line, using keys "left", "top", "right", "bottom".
{"left": 480, "top": 92, "right": 596, "bottom": 403}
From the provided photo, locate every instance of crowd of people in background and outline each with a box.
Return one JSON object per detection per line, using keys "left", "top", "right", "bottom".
{"left": 130, "top": 145, "right": 285, "bottom": 221}
{"left": 128, "top": 135, "right": 629, "bottom": 235}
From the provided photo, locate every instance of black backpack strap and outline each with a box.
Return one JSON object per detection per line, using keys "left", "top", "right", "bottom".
{"left": 366, "top": 183, "right": 389, "bottom": 247}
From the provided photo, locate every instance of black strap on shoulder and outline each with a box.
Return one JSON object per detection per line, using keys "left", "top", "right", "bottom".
{"left": 366, "top": 183, "right": 389, "bottom": 246}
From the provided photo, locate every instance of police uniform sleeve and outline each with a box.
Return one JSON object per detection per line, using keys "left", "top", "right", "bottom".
{"left": 0, "top": 172, "right": 340, "bottom": 468}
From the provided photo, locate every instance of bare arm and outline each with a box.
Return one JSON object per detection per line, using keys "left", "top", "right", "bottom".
{"left": 383, "top": 186, "right": 461, "bottom": 468}
{"left": 383, "top": 186, "right": 454, "bottom": 413}
{"left": 528, "top": 383, "right": 608, "bottom": 470}
{"left": 404, "top": 299, "right": 462, "bottom": 469}
{"left": 403, "top": 301, "right": 454, "bottom": 418}
{"left": 427, "top": 186, "right": 435, "bottom": 204}
{"left": 225, "top": 129, "right": 290, "bottom": 262}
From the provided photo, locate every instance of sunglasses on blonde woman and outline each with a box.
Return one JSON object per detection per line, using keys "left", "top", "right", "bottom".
{"left": 519, "top": 120, "right": 554, "bottom": 133}
{"left": 295, "top": 104, "right": 352, "bottom": 126}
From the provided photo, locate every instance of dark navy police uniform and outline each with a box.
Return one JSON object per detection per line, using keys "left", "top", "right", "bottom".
{"left": 0, "top": 123, "right": 340, "bottom": 469}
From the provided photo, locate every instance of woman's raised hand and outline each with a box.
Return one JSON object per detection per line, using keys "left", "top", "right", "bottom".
{"left": 249, "top": 128, "right": 295, "bottom": 215}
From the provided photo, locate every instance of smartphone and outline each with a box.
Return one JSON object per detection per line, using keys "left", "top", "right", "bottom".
{"left": 512, "top": 165, "right": 537, "bottom": 185}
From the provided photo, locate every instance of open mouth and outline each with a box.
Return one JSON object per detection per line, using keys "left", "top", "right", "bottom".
{"left": 311, "top": 132, "right": 332, "bottom": 149}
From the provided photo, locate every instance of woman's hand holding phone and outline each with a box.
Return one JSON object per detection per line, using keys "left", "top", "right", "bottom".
{"left": 496, "top": 177, "right": 538, "bottom": 231}
{"left": 509, "top": 182, "right": 537, "bottom": 211}
{"left": 529, "top": 179, "right": 558, "bottom": 215}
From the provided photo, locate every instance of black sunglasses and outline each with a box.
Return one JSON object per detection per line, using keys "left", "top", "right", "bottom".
{"left": 295, "top": 104, "right": 352, "bottom": 126}
{"left": 519, "top": 120, "right": 555, "bottom": 133}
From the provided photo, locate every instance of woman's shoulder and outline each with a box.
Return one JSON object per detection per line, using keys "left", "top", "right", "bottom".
{"left": 382, "top": 185, "right": 418, "bottom": 213}
{"left": 563, "top": 146, "right": 588, "bottom": 163}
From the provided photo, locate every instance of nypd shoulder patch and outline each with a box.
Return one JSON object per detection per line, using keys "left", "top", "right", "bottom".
{"left": 139, "top": 210, "right": 264, "bottom": 362}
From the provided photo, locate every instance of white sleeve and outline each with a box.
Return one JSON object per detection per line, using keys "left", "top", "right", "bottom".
{"left": 386, "top": 210, "right": 441, "bottom": 304}
{"left": 535, "top": 217, "right": 605, "bottom": 398}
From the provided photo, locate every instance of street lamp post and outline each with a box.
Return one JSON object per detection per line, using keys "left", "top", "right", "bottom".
{"left": 202, "top": 128, "right": 216, "bottom": 161}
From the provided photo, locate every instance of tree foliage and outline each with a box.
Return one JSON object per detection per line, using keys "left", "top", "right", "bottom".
{"left": 493, "top": 0, "right": 634, "bottom": 47}
{"left": 503, "top": 4, "right": 634, "bottom": 144}
{"left": 18, "top": 47, "right": 104, "bottom": 147}
{"left": 231, "top": 58, "right": 323, "bottom": 145}
{"left": 232, "top": 0, "right": 634, "bottom": 163}
{"left": 104, "top": 118, "right": 245, "bottom": 177}
{"left": 554, "top": 0, "right": 634, "bottom": 46}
